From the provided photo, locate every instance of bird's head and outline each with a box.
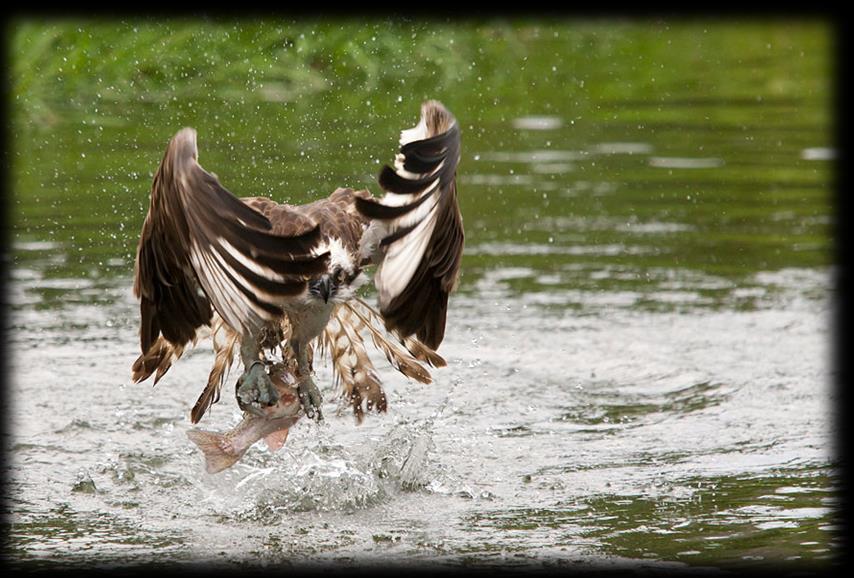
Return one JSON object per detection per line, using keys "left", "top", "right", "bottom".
{"left": 308, "top": 265, "right": 363, "bottom": 304}
{"left": 308, "top": 268, "right": 338, "bottom": 304}
{"left": 307, "top": 237, "right": 366, "bottom": 304}
{"left": 308, "top": 266, "right": 352, "bottom": 303}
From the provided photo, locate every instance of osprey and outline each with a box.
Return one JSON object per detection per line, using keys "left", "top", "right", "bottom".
{"left": 131, "top": 100, "right": 463, "bottom": 424}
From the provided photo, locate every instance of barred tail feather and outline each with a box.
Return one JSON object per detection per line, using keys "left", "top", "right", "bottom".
{"left": 322, "top": 306, "right": 387, "bottom": 423}
{"left": 343, "top": 301, "right": 432, "bottom": 384}
{"left": 191, "top": 316, "right": 240, "bottom": 424}
{"left": 351, "top": 296, "right": 445, "bottom": 367}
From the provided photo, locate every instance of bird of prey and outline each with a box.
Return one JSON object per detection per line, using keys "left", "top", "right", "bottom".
{"left": 131, "top": 100, "right": 463, "bottom": 424}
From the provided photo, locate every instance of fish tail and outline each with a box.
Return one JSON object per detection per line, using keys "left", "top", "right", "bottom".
{"left": 186, "top": 429, "right": 243, "bottom": 474}
{"left": 264, "top": 427, "right": 291, "bottom": 452}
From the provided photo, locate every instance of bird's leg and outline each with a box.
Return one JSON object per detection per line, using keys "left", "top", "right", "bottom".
{"left": 235, "top": 332, "right": 278, "bottom": 415}
{"left": 292, "top": 338, "right": 323, "bottom": 421}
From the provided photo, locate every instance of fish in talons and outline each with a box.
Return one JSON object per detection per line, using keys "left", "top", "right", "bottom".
{"left": 186, "top": 363, "right": 302, "bottom": 474}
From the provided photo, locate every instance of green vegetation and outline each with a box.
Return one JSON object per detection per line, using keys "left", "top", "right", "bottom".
{"left": 11, "top": 19, "right": 830, "bottom": 128}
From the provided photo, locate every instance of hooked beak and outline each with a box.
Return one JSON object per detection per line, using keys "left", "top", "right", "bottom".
{"left": 311, "top": 276, "right": 333, "bottom": 304}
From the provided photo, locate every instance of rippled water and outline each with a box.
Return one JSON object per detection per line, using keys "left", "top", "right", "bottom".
{"left": 6, "top": 20, "right": 839, "bottom": 572}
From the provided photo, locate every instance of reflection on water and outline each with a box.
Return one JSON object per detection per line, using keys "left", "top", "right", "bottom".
{"left": 7, "top": 20, "right": 836, "bottom": 571}
{"left": 648, "top": 156, "right": 726, "bottom": 169}
{"left": 511, "top": 115, "right": 564, "bottom": 130}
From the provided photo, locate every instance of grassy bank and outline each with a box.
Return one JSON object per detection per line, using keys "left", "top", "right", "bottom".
{"left": 10, "top": 18, "right": 830, "bottom": 130}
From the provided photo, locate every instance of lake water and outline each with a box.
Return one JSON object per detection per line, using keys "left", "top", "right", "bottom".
{"left": 5, "top": 20, "right": 839, "bottom": 572}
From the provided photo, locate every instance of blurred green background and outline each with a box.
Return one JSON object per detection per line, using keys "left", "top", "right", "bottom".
{"left": 10, "top": 19, "right": 832, "bottom": 304}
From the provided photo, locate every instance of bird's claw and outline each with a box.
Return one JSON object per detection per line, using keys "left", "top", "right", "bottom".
{"left": 236, "top": 361, "right": 278, "bottom": 415}
{"left": 298, "top": 376, "right": 323, "bottom": 422}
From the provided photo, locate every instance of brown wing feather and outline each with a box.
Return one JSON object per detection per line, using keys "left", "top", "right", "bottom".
{"left": 295, "top": 187, "right": 372, "bottom": 255}
{"left": 132, "top": 128, "right": 329, "bottom": 384}
{"left": 248, "top": 188, "right": 371, "bottom": 277}
{"left": 356, "top": 101, "right": 463, "bottom": 350}
{"left": 190, "top": 316, "right": 240, "bottom": 424}
{"left": 130, "top": 336, "right": 186, "bottom": 385}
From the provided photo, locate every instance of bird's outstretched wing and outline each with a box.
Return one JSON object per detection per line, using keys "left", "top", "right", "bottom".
{"left": 356, "top": 100, "right": 464, "bottom": 350}
{"left": 132, "top": 128, "right": 329, "bottom": 383}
